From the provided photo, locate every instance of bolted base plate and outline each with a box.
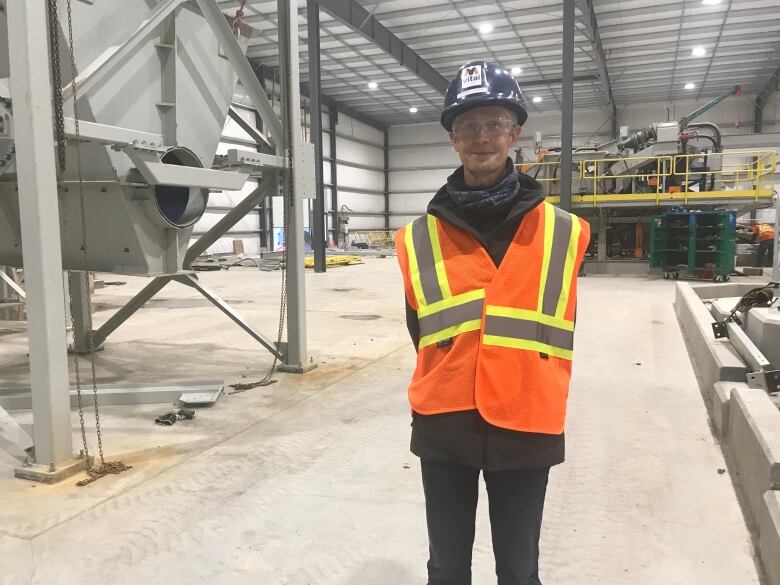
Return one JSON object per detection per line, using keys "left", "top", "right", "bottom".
{"left": 14, "top": 455, "right": 94, "bottom": 484}
{"left": 67, "top": 344, "right": 106, "bottom": 356}
{"left": 276, "top": 361, "right": 318, "bottom": 374}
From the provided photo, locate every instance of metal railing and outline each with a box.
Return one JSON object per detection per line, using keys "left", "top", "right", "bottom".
{"left": 350, "top": 230, "right": 396, "bottom": 248}
{"left": 516, "top": 148, "right": 777, "bottom": 206}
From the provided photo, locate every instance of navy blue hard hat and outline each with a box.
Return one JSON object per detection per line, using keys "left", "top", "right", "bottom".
{"left": 440, "top": 60, "right": 528, "bottom": 131}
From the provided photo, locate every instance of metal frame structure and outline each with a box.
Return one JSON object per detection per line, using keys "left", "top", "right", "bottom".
{"left": 3, "top": 0, "right": 312, "bottom": 473}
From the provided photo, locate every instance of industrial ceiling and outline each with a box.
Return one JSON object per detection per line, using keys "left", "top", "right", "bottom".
{"left": 217, "top": 0, "right": 780, "bottom": 127}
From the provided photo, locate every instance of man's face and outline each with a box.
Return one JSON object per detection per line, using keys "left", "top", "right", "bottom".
{"left": 449, "top": 106, "right": 522, "bottom": 175}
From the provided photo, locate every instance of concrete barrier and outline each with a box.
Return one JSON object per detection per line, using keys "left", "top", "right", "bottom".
{"left": 712, "top": 381, "right": 750, "bottom": 438}
{"left": 727, "top": 387, "right": 780, "bottom": 524}
{"left": 674, "top": 283, "right": 748, "bottom": 391}
{"left": 676, "top": 282, "right": 780, "bottom": 585}
{"left": 691, "top": 282, "right": 760, "bottom": 300}
{"left": 760, "top": 491, "right": 780, "bottom": 585}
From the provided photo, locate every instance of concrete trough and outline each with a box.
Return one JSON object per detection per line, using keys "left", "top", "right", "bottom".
{"left": 727, "top": 387, "right": 780, "bottom": 525}
{"left": 675, "top": 282, "right": 780, "bottom": 585}
{"left": 673, "top": 283, "right": 748, "bottom": 392}
{"left": 760, "top": 491, "right": 780, "bottom": 585}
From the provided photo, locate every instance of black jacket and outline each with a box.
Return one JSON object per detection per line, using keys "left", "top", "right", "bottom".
{"left": 405, "top": 160, "right": 565, "bottom": 471}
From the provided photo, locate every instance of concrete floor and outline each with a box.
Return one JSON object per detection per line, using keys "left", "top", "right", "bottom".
{"left": 0, "top": 260, "right": 764, "bottom": 584}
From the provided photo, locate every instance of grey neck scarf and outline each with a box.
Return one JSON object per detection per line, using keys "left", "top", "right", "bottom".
{"left": 446, "top": 161, "right": 520, "bottom": 217}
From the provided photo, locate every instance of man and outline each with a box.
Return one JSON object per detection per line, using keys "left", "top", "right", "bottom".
{"left": 395, "top": 61, "right": 590, "bottom": 585}
{"left": 753, "top": 222, "right": 775, "bottom": 268}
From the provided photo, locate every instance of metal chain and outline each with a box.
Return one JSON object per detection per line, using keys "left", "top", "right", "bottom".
{"left": 230, "top": 67, "right": 292, "bottom": 394}
{"left": 55, "top": 0, "right": 130, "bottom": 485}
{"left": 47, "top": 0, "right": 66, "bottom": 173}
{"left": 232, "top": 0, "right": 248, "bottom": 31}
{"left": 47, "top": 0, "right": 91, "bottom": 465}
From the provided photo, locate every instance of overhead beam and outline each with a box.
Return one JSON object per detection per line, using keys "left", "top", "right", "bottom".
{"left": 319, "top": 0, "right": 449, "bottom": 95}
{"left": 576, "top": 0, "right": 617, "bottom": 137}
{"left": 247, "top": 59, "right": 386, "bottom": 131}
{"left": 755, "top": 64, "right": 780, "bottom": 133}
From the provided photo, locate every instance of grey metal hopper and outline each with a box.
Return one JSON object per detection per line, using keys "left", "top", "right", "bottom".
{"left": 0, "top": 0, "right": 253, "bottom": 275}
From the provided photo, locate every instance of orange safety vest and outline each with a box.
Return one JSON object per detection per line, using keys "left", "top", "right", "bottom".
{"left": 396, "top": 201, "right": 590, "bottom": 435}
{"left": 756, "top": 224, "right": 775, "bottom": 241}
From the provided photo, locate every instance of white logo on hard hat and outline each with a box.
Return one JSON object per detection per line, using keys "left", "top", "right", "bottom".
{"left": 461, "top": 65, "right": 483, "bottom": 89}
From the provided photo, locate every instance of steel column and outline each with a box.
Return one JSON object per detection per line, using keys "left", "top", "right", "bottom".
{"left": 774, "top": 192, "right": 779, "bottom": 282}
{"left": 559, "top": 0, "right": 575, "bottom": 211}
{"left": 329, "top": 107, "right": 339, "bottom": 245}
{"left": 278, "top": 0, "right": 309, "bottom": 370}
{"left": 307, "top": 0, "right": 326, "bottom": 272}
{"left": 597, "top": 209, "right": 608, "bottom": 262}
{"left": 383, "top": 128, "right": 390, "bottom": 230}
{"left": 8, "top": 0, "right": 74, "bottom": 467}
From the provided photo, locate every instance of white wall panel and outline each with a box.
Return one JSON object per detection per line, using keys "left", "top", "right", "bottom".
{"left": 338, "top": 165, "right": 384, "bottom": 192}
{"left": 323, "top": 163, "right": 332, "bottom": 185}
{"left": 197, "top": 210, "right": 260, "bottom": 232}
{"left": 390, "top": 122, "right": 447, "bottom": 146}
{"left": 390, "top": 215, "right": 419, "bottom": 229}
{"left": 337, "top": 115, "right": 384, "bottom": 146}
{"left": 390, "top": 169, "right": 449, "bottom": 193}
{"left": 338, "top": 192, "right": 385, "bottom": 213}
{"left": 390, "top": 144, "right": 458, "bottom": 169}
{"left": 336, "top": 136, "right": 384, "bottom": 168}
{"left": 391, "top": 192, "right": 430, "bottom": 215}
{"left": 345, "top": 216, "right": 384, "bottom": 230}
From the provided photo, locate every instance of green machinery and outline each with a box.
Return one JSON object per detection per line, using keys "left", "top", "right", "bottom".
{"left": 649, "top": 210, "right": 736, "bottom": 281}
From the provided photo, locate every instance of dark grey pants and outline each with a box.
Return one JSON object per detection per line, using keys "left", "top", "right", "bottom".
{"left": 758, "top": 239, "right": 774, "bottom": 267}
{"left": 421, "top": 459, "right": 550, "bottom": 585}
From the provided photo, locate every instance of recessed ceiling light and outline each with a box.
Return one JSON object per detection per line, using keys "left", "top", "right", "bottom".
{"left": 691, "top": 46, "right": 706, "bottom": 57}
{"left": 511, "top": 67, "right": 522, "bottom": 77}
{"left": 368, "top": 81, "right": 378, "bottom": 90}
{"left": 478, "top": 22, "right": 494, "bottom": 34}
{"left": 685, "top": 82, "right": 696, "bottom": 90}
{"left": 702, "top": 0, "right": 721, "bottom": 5}
{"left": 532, "top": 96, "right": 543, "bottom": 104}
{"left": 409, "top": 107, "right": 418, "bottom": 113}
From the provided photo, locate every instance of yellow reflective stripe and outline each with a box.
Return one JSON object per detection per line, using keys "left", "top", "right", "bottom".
{"left": 482, "top": 335, "right": 573, "bottom": 360}
{"left": 419, "top": 319, "right": 482, "bottom": 348}
{"left": 427, "top": 215, "right": 452, "bottom": 298}
{"left": 485, "top": 305, "right": 574, "bottom": 331}
{"left": 536, "top": 202, "right": 555, "bottom": 312}
{"left": 555, "top": 215, "right": 582, "bottom": 319}
{"left": 405, "top": 223, "right": 426, "bottom": 308}
{"left": 417, "top": 288, "right": 486, "bottom": 318}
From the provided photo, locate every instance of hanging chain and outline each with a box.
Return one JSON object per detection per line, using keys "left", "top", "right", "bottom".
{"left": 47, "top": 0, "right": 130, "bottom": 485}
{"left": 47, "top": 0, "right": 92, "bottom": 465}
{"left": 232, "top": 0, "right": 247, "bottom": 32}
{"left": 229, "top": 68, "right": 292, "bottom": 394}
{"left": 47, "top": 0, "right": 66, "bottom": 173}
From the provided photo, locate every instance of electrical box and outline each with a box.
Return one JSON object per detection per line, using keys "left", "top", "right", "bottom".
{"left": 655, "top": 122, "right": 680, "bottom": 143}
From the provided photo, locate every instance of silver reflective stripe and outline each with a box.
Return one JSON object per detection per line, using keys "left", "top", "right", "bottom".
{"left": 411, "top": 216, "right": 443, "bottom": 305}
{"left": 418, "top": 298, "right": 485, "bottom": 337}
{"left": 484, "top": 315, "right": 574, "bottom": 350}
{"left": 541, "top": 207, "right": 573, "bottom": 316}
